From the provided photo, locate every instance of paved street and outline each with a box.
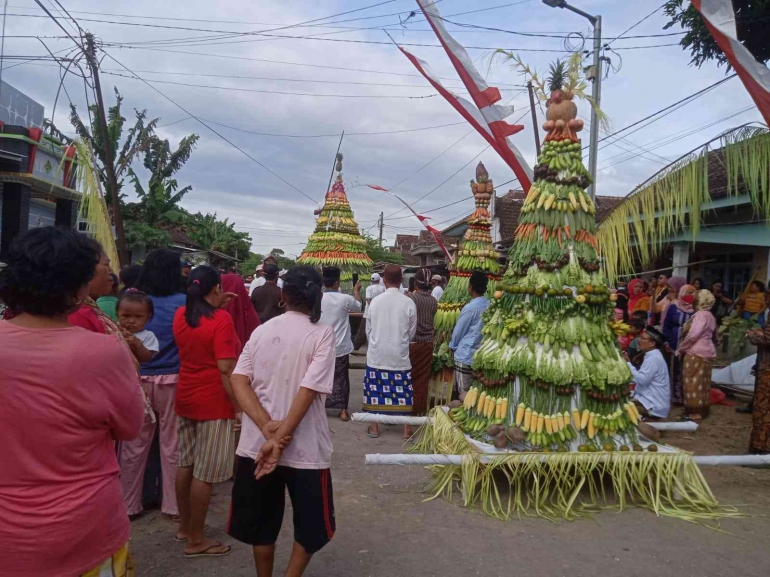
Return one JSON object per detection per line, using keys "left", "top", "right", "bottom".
{"left": 130, "top": 368, "right": 770, "bottom": 576}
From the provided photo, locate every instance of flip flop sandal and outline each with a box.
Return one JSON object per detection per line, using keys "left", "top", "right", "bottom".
{"left": 339, "top": 413, "right": 350, "bottom": 422}
{"left": 366, "top": 427, "right": 379, "bottom": 439}
{"left": 184, "top": 544, "right": 232, "bottom": 559}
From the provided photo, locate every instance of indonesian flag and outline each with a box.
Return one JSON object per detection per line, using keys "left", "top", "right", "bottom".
{"left": 397, "top": 0, "right": 532, "bottom": 191}
{"left": 367, "top": 184, "right": 453, "bottom": 261}
{"left": 693, "top": 0, "right": 770, "bottom": 125}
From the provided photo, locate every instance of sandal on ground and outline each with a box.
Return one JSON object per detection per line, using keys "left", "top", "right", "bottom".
{"left": 184, "top": 543, "right": 232, "bottom": 559}
{"left": 366, "top": 426, "right": 379, "bottom": 439}
{"left": 339, "top": 412, "right": 350, "bottom": 422}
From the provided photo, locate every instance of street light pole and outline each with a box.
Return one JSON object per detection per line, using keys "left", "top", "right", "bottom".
{"left": 542, "top": 0, "right": 602, "bottom": 200}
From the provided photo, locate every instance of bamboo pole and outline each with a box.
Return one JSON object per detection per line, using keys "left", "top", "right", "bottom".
{"left": 351, "top": 413, "right": 699, "bottom": 430}
{"left": 364, "top": 453, "right": 770, "bottom": 467}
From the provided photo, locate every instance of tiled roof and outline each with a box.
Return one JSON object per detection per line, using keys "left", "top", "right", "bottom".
{"left": 392, "top": 234, "right": 420, "bottom": 265}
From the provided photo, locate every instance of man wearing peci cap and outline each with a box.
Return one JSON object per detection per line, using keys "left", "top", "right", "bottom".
{"left": 319, "top": 267, "right": 362, "bottom": 421}
{"left": 365, "top": 272, "right": 386, "bottom": 306}
{"left": 248, "top": 256, "right": 284, "bottom": 296}
{"left": 431, "top": 275, "right": 445, "bottom": 301}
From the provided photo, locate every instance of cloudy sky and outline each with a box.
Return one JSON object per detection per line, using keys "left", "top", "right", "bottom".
{"left": 3, "top": 0, "right": 761, "bottom": 257}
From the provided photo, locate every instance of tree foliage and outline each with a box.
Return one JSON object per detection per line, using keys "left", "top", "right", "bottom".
{"left": 363, "top": 234, "right": 404, "bottom": 264}
{"left": 663, "top": 0, "right": 770, "bottom": 68}
{"left": 69, "top": 88, "right": 158, "bottom": 203}
{"left": 123, "top": 134, "right": 199, "bottom": 249}
{"left": 187, "top": 212, "right": 252, "bottom": 258}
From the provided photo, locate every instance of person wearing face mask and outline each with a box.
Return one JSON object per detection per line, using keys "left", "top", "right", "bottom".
{"left": 677, "top": 290, "right": 717, "bottom": 420}
{"left": 662, "top": 284, "right": 696, "bottom": 405}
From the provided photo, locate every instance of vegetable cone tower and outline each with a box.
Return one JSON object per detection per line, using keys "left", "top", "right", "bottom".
{"left": 454, "top": 58, "right": 636, "bottom": 452}
{"left": 297, "top": 153, "right": 373, "bottom": 289}
{"left": 413, "top": 56, "right": 733, "bottom": 524}
{"left": 433, "top": 162, "right": 501, "bottom": 371}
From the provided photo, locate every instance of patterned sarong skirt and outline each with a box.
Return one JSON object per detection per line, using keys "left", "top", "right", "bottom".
{"left": 363, "top": 365, "right": 413, "bottom": 414}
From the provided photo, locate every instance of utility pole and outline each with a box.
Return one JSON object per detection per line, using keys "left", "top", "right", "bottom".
{"left": 84, "top": 32, "right": 129, "bottom": 267}
{"left": 527, "top": 81, "right": 541, "bottom": 156}
{"left": 587, "top": 15, "right": 602, "bottom": 201}
{"left": 378, "top": 212, "right": 384, "bottom": 247}
{"left": 541, "top": 0, "right": 602, "bottom": 201}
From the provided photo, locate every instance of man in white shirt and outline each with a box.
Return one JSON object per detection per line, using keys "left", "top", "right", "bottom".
{"left": 431, "top": 274, "right": 445, "bottom": 300}
{"left": 365, "top": 272, "right": 386, "bottom": 306}
{"left": 320, "top": 267, "right": 362, "bottom": 422}
{"left": 249, "top": 256, "right": 284, "bottom": 295}
{"left": 626, "top": 326, "right": 671, "bottom": 419}
{"left": 364, "top": 264, "right": 417, "bottom": 440}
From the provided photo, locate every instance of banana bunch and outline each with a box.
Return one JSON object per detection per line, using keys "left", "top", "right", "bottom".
{"left": 435, "top": 305, "right": 462, "bottom": 330}
{"left": 608, "top": 319, "right": 631, "bottom": 336}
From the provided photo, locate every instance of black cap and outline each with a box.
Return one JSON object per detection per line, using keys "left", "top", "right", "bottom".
{"left": 644, "top": 325, "right": 665, "bottom": 347}
{"left": 264, "top": 263, "right": 280, "bottom": 280}
{"left": 322, "top": 266, "right": 341, "bottom": 281}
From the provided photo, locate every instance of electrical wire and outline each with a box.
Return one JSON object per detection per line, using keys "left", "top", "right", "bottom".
{"left": 101, "top": 70, "right": 441, "bottom": 99}
{"left": 101, "top": 44, "right": 524, "bottom": 87}
{"left": 596, "top": 74, "right": 737, "bottom": 145}
{"left": 157, "top": 116, "right": 469, "bottom": 137}
{"left": 102, "top": 51, "right": 318, "bottom": 204}
{"left": 605, "top": 3, "right": 665, "bottom": 48}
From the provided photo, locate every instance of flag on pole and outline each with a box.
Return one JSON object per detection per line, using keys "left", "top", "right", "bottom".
{"left": 693, "top": 0, "right": 770, "bottom": 125}
{"left": 367, "top": 184, "right": 453, "bottom": 261}
{"left": 395, "top": 0, "right": 533, "bottom": 191}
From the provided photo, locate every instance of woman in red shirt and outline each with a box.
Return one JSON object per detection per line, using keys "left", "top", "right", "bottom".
{"left": 173, "top": 265, "right": 239, "bottom": 558}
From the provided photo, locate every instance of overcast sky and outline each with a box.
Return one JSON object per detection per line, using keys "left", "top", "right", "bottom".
{"left": 3, "top": 0, "right": 761, "bottom": 257}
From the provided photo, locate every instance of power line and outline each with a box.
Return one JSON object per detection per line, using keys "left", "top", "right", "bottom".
{"left": 102, "top": 51, "right": 318, "bottom": 204}
{"left": 102, "top": 44, "right": 524, "bottom": 87}
{"left": 597, "top": 74, "right": 737, "bottom": 145}
{"left": 102, "top": 70, "right": 442, "bottom": 99}
{"left": 605, "top": 3, "right": 665, "bottom": 48}
{"left": 157, "top": 116, "right": 469, "bottom": 138}
{"left": 598, "top": 105, "right": 757, "bottom": 172}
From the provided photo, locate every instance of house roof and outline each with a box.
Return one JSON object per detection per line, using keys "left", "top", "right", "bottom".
{"left": 392, "top": 234, "right": 420, "bottom": 265}
{"left": 169, "top": 229, "right": 204, "bottom": 249}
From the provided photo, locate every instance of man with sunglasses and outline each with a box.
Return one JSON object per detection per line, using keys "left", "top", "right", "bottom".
{"left": 624, "top": 326, "right": 670, "bottom": 420}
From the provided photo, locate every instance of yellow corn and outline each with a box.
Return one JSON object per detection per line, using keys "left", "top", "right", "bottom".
{"left": 571, "top": 409, "right": 581, "bottom": 428}
{"left": 580, "top": 409, "right": 590, "bottom": 430}
{"left": 523, "top": 407, "right": 532, "bottom": 430}
{"left": 587, "top": 419, "right": 595, "bottom": 439}
{"left": 536, "top": 413, "right": 545, "bottom": 434}
{"left": 545, "top": 415, "right": 553, "bottom": 434}
{"left": 477, "top": 392, "right": 487, "bottom": 413}
{"left": 501, "top": 398, "right": 509, "bottom": 421}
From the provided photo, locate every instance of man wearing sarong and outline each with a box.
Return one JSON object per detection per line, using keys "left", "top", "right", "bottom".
{"left": 407, "top": 268, "right": 438, "bottom": 416}
{"left": 449, "top": 271, "right": 489, "bottom": 400}
{"left": 320, "top": 266, "right": 361, "bottom": 422}
{"left": 363, "top": 264, "right": 416, "bottom": 440}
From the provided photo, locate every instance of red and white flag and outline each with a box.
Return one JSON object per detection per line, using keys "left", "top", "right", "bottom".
{"left": 397, "top": 0, "right": 532, "bottom": 191}
{"left": 366, "top": 184, "right": 453, "bottom": 261}
{"left": 693, "top": 0, "right": 770, "bottom": 125}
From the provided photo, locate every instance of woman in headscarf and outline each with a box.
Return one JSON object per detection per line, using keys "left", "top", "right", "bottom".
{"left": 662, "top": 283, "right": 696, "bottom": 405}
{"left": 677, "top": 289, "right": 717, "bottom": 420}
{"left": 221, "top": 272, "right": 260, "bottom": 356}
{"left": 627, "top": 279, "right": 650, "bottom": 316}
{"left": 407, "top": 267, "right": 438, "bottom": 417}
{"left": 659, "top": 276, "right": 687, "bottom": 326}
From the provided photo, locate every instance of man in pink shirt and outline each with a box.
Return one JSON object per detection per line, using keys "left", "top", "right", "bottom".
{"left": 0, "top": 227, "right": 144, "bottom": 576}
{"left": 229, "top": 266, "right": 336, "bottom": 577}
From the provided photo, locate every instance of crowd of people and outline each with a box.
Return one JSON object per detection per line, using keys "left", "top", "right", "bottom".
{"left": 613, "top": 274, "right": 770, "bottom": 449}
{"left": 2, "top": 225, "right": 769, "bottom": 576}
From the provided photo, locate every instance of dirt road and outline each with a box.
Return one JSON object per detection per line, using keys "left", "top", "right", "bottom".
{"left": 130, "top": 369, "right": 770, "bottom": 576}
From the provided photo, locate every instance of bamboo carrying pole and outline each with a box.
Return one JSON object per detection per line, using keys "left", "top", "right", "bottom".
{"left": 364, "top": 453, "right": 770, "bottom": 467}
{"left": 351, "top": 413, "right": 699, "bottom": 431}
